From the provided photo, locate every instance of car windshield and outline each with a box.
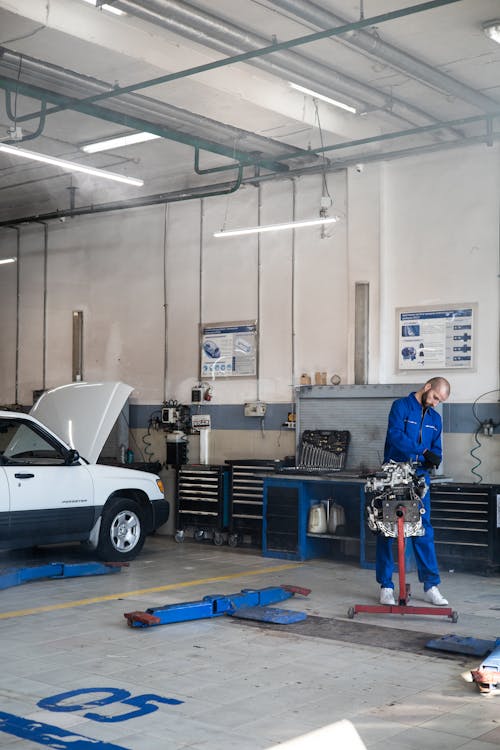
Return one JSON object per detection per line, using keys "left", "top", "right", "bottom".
{"left": 0, "top": 418, "right": 66, "bottom": 465}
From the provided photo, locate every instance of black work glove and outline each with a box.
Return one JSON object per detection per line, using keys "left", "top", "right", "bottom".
{"left": 423, "top": 450, "right": 441, "bottom": 469}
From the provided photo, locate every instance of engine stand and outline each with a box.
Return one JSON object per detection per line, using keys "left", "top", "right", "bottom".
{"left": 348, "top": 510, "right": 458, "bottom": 622}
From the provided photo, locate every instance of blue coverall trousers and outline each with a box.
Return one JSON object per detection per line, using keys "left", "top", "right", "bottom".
{"left": 375, "top": 487, "right": 441, "bottom": 592}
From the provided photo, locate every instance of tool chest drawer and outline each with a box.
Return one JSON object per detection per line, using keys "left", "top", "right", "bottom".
{"left": 431, "top": 483, "right": 500, "bottom": 573}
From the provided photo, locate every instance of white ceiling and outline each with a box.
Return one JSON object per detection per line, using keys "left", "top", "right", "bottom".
{"left": 0, "top": 0, "right": 499, "bottom": 223}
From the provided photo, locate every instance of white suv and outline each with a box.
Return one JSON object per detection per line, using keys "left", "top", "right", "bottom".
{"left": 0, "top": 382, "right": 168, "bottom": 561}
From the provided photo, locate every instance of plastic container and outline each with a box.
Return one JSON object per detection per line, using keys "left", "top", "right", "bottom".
{"left": 308, "top": 503, "right": 327, "bottom": 534}
{"left": 328, "top": 502, "right": 346, "bottom": 534}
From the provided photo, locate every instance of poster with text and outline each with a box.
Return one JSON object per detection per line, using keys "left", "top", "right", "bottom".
{"left": 397, "top": 304, "right": 475, "bottom": 371}
{"left": 201, "top": 321, "right": 257, "bottom": 377}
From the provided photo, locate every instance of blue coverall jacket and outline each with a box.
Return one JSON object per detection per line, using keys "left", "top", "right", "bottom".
{"left": 376, "top": 392, "right": 442, "bottom": 591}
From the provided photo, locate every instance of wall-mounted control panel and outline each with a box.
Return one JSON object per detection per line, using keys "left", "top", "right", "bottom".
{"left": 244, "top": 401, "right": 267, "bottom": 417}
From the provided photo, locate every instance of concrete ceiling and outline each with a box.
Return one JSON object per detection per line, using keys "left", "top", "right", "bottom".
{"left": 0, "top": 0, "right": 499, "bottom": 223}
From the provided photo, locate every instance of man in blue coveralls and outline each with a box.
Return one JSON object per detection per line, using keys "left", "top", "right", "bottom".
{"left": 378, "top": 377, "right": 451, "bottom": 606}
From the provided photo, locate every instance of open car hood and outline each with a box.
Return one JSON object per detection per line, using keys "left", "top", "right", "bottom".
{"left": 30, "top": 381, "right": 133, "bottom": 464}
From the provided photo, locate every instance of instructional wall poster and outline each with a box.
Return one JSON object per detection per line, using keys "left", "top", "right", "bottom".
{"left": 200, "top": 320, "right": 257, "bottom": 377}
{"left": 396, "top": 304, "right": 476, "bottom": 371}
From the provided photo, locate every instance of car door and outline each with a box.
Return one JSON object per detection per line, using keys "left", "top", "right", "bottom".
{"left": 0, "top": 416, "right": 95, "bottom": 547}
{"left": 0, "top": 462, "right": 9, "bottom": 542}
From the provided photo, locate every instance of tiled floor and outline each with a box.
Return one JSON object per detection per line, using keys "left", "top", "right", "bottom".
{"left": 1, "top": 537, "right": 500, "bottom": 749}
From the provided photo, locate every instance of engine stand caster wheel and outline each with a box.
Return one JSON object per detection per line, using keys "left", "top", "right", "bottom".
{"left": 451, "top": 611, "right": 459, "bottom": 623}
{"left": 347, "top": 607, "right": 355, "bottom": 619}
{"left": 213, "top": 532, "right": 224, "bottom": 546}
{"left": 194, "top": 529, "right": 205, "bottom": 542}
{"left": 174, "top": 530, "right": 184, "bottom": 543}
{"left": 228, "top": 534, "right": 239, "bottom": 548}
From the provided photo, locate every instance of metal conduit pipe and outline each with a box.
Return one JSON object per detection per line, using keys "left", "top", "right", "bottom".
{"left": 0, "top": 73, "right": 288, "bottom": 173}
{"left": 291, "top": 178, "right": 297, "bottom": 395}
{"left": 1, "top": 130, "right": 498, "bottom": 229}
{"left": 5, "top": 225, "right": 21, "bottom": 404}
{"left": 269, "top": 0, "right": 499, "bottom": 115}
{"left": 0, "top": 171, "right": 244, "bottom": 226}
{"left": 162, "top": 204, "right": 169, "bottom": 402}
{"left": 0, "top": 49, "right": 305, "bottom": 169}
{"left": 113, "top": 0, "right": 459, "bottom": 131}
{"left": 33, "top": 221, "right": 48, "bottom": 391}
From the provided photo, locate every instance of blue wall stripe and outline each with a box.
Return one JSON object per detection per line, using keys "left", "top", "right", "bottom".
{"left": 130, "top": 402, "right": 499, "bottom": 434}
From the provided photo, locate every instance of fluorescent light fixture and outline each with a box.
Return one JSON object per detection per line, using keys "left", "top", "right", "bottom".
{"left": 0, "top": 257, "right": 16, "bottom": 265}
{"left": 214, "top": 216, "right": 338, "bottom": 238}
{"left": 82, "top": 132, "right": 161, "bottom": 153}
{"left": 81, "top": 0, "right": 125, "bottom": 15}
{"left": 0, "top": 144, "right": 144, "bottom": 186}
{"left": 289, "top": 82, "right": 357, "bottom": 114}
{"left": 483, "top": 20, "right": 500, "bottom": 44}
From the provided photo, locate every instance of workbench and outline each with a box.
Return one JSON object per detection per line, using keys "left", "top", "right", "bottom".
{"left": 262, "top": 473, "right": 372, "bottom": 567}
{"left": 262, "top": 474, "right": 500, "bottom": 575}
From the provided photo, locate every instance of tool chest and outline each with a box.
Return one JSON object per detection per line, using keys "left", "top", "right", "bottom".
{"left": 430, "top": 483, "right": 500, "bottom": 574}
{"left": 225, "top": 459, "right": 280, "bottom": 547}
{"left": 175, "top": 464, "right": 230, "bottom": 544}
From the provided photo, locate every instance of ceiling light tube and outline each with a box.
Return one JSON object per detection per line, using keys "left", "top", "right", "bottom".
{"left": 0, "top": 144, "right": 144, "bottom": 186}
{"left": 82, "top": 132, "right": 161, "bottom": 153}
{"left": 483, "top": 20, "right": 500, "bottom": 44}
{"left": 81, "top": 0, "right": 125, "bottom": 16}
{"left": 289, "top": 82, "right": 357, "bottom": 114}
{"left": 214, "top": 216, "right": 338, "bottom": 238}
{"left": 0, "top": 257, "right": 16, "bottom": 265}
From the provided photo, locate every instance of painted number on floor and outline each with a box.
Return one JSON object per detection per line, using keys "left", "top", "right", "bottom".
{"left": 38, "top": 687, "right": 183, "bottom": 722}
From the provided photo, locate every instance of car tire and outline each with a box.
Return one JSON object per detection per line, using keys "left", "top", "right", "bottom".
{"left": 96, "top": 497, "right": 146, "bottom": 561}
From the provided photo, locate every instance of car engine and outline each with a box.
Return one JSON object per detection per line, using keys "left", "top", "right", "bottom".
{"left": 365, "top": 461, "right": 427, "bottom": 538}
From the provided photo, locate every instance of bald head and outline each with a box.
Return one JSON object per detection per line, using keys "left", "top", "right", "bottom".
{"left": 417, "top": 377, "right": 450, "bottom": 408}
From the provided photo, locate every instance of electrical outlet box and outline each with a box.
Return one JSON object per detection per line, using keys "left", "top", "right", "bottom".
{"left": 244, "top": 401, "right": 267, "bottom": 417}
{"left": 191, "top": 414, "right": 211, "bottom": 432}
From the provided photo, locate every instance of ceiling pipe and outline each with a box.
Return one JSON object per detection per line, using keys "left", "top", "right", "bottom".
{"left": 0, "top": 47, "right": 311, "bottom": 165}
{"left": 0, "top": 169, "right": 244, "bottom": 226}
{"left": 0, "top": 73, "right": 290, "bottom": 174}
{"left": 1, "top": 130, "right": 498, "bottom": 229}
{"left": 105, "top": 0, "right": 462, "bottom": 132}
{"left": 269, "top": 0, "right": 500, "bottom": 115}
{"left": 0, "top": 47, "right": 310, "bottom": 172}
{"left": 272, "top": 112, "right": 500, "bottom": 162}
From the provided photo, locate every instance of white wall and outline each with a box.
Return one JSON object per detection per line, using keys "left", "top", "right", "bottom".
{"left": 379, "top": 145, "right": 499, "bottom": 401}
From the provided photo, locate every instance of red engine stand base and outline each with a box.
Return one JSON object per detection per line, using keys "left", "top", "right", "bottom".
{"left": 348, "top": 510, "right": 458, "bottom": 622}
{"left": 349, "top": 602, "right": 457, "bottom": 621}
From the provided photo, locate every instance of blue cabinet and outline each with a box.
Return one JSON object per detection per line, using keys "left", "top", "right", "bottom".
{"left": 262, "top": 475, "right": 372, "bottom": 567}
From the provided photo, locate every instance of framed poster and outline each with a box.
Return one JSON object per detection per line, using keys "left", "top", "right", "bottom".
{"left": 200, "top": 320, "right": 257, "bottom": 378}
{"left": 396, "top": 303, "right": 476, "bottom": 371}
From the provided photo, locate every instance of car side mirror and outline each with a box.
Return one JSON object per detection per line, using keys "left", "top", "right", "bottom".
{"left": 65, "top": 448, "right": 80, "bottom": 465}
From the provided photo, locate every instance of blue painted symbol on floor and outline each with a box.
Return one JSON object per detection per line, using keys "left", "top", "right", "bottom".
{"left": 0, "top": 710, "right": 129, "bottom": 749}
{"left": 38, "top": 687, "right": 184, "bottom": 723}
{"left": 0, "top": 688, "right": 184, "bottom": 748}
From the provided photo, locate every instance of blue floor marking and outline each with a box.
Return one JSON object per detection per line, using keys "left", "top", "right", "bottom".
{"left": 0, "top": 710, "right": 129, "bottom": 749}
{"left": 38, "top": 688, "right": 184, "bottom": 723}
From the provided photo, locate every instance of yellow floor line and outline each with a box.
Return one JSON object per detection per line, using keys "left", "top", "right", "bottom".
{"left": 0, "top": 562, "right": 304, "bottom": 620}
